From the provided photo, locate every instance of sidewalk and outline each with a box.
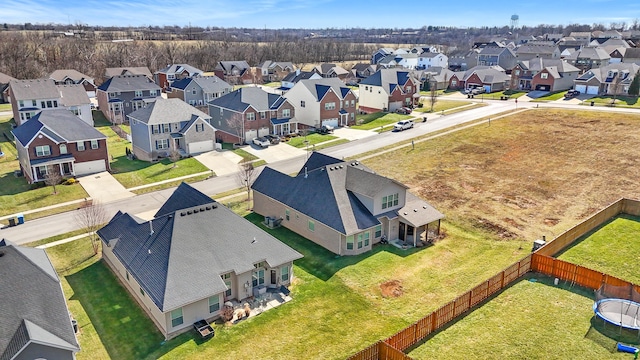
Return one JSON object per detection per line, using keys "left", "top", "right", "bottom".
{"left": 0, "top": 198, "right": 90, "bottom": 222}
{"left": 35, "top": 232, "right": 92, "bottom": 249}
{"left": 127, "top": 170, "right": 213, "bottom": 191}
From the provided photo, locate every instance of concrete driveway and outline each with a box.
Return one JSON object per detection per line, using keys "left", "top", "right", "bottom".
{"left": 333, "top": 127, "right": 378, "bottom": 141}
{"left": 195, "top": 150, "right": 243, "bottom": 176}
{"left": 78, "top": 171, "right": 135, "bottom": 204}
{"left": 243, "top": 143, "right": 306, "bottom": 163}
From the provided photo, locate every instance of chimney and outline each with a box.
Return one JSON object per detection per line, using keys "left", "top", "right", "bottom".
{"left": 149, "top": 220, "right": 154, "bottom": 235}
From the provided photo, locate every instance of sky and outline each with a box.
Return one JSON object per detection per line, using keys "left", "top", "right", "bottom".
{"left": 1, "top": 0, "right": 639, "bottom": 29}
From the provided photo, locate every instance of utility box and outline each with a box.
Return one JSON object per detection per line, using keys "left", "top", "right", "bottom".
{"left": 532, "top": 235, "right": 547, "bottom": 252}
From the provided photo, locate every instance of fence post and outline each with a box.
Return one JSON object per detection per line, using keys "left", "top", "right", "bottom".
{"left": 501, "top": 270, "right": 505, "bottom": 288}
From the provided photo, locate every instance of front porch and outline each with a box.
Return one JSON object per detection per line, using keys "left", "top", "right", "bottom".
{"left": 271, "top": 118, "right": 298, "bottom": 136}
{"left": 30, "top": 154, "right": 76, "bottom": 182}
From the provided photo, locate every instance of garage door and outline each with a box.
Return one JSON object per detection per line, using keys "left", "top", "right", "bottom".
{"left": 258, "top": 127, "right": 270, "bottom": 137}
{"left": 574, "top": 85, "right": 586, "bottom": 94}
{"left": 188, "top": 140, "right": 214, "bottom": 154}
{"left": 74, "top": 160, "right": 107, "bottom": 176}
{"left": 535, "top": 85, "right": 550, "bottom": 91}
{"left": 322, "top": 119, "right": 338, "bottom": 128}
{"left": 388, "top": 101, "right": 402, "bottom": 112}
{"left": 586, "top": 86, "right": 599, "bottom": 95}
{"left": 245, "top": 129, "right": 257, "bottom": 144}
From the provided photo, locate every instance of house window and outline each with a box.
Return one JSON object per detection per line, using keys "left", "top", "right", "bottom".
{"left": 162, "top": 124, "right": 171, "bottom": 133}
{"left": 135, "top": 90, "right": 143, "bottom": 97}
{"left": 90, "top": 140, "right": 99, "bottom": 149}
{"left": 351, "top": 100, "right": 355, "bottom": 107}
{"left": 170, "top": 308, "right": 183, "bottom": 328}
{"left": 152, "top": 125, "right": 160, "bottom": 134}
{"left": 281, "top": 266, "right": 289, "bottom": 282}
{"left": 357, "top": 233, "right": 363, "bottom": 249}
{"left": 300, "top": 100, "right": 305, "bottom": 108}
{"left": 324, "top": 102, "right": 336, "bottom": 110}
{"left": 375, "top": 225, "right": 382, "bottom": 238}
{"left": 246, "top": 112, "right": 255, "bottom": 121}
{"left": 192, "top": 89, "right": 197, "bottom": 95}
{"left": 254, "top": 261, "right": 267, "bottom": 269}
{"left": 156, "top": 139, "right": 169, "bottom": 150}
{"left": 150, "top": 90, "right": 158, "bottom": 96}
{"left": 109, "top": 92, "right": 116, "bottom": 98}
{"left": 406, "top": 86, "right": 412, "bottom": 92}
{"left": 541, "top": 73, "right": 549, "bottom": 80}
{"left": 285, "top": 209, "right": 290, "bottom": 221}
{"left": 252, "top": 269, "right": 265, "bottom": 287}
{"left": 260, "top": 111, "right": 266, "bottom": 119}
{"left": 364, "top": 231, "right": 370, "bottom": 246}
{"left": 451, "top": 80, "right": 457, "bottom": 87}
{"left": 37, "top": 165, "right": 48, "bottom": 177}
{"left": 59, "top": 144, "right": 67, "bottom": 154}
{"left": 71, "top": 107, "right": 81, "bottom": 116}
{"left": 224, "top": 280, "right": 232, "bottom": 297}
{"left": 382, "top": 193, "right": 399, "bottom": 209}
{"left": 308, "top": 220, "right": 315, "bottom": 232}
{"left": 346, "top": 235, "right": 354, "bottom": 250}
{"left": 35, "top": 145, "right": 51, "bottom": 157}
{"left": 168, "top": 74, "right": 175, "bottom": 80}
{"left": 18, "top": 100, "right": 24, "bottom": 108}
{"left": 46, "top": 100, "right": 53, "bottom": 108}
{"left": 282, "top": 108, "right": 290, "bottom": 118}
{"left": 209, "top": 295, "right": 220, "bottom": 313}
{"left": 515, "top": 70, "right": 520, "bottom": 76}
{"left": 77, "top": 141, "right": 85, "bottom": 151}
{"left": 364, "top": 86, "right": 368, "bottom": 91}
{"left": 31, "top": 100, "right": 37, "bottom": 107}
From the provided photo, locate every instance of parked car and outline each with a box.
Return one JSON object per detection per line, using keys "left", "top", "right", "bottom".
{"left": 396, "top": 107, "right": 412, "bottom": 115}
{"left": 564, "top": 89, "right": 580, "bottom": 99}
{"left": 252, "top": 137, "right": 270, "bottom": 148}
{"left": 394, "top": 120, "right": 414, "bottom": 131}
{"left": 317, "top": 125, "right": 334, "bottom": 134}
{"left": 471, "top": 87, "right": 486, "bottom": 95}
{"left": 264, "top": 134, "right": 280, "bottom": 144}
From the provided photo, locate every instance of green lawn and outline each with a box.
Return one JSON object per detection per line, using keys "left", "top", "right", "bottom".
{"left": 531, "top": 90, "right": 568, "bottom": 101}
{"left": 585, "top": 96, "right": 640, "bottom": 109}
{"left": 262, "top": 82, "right": 281, "bottom": 88}
{"left": 409, "top": 275, "right": 626, "bottom": 359}
{"left": 415, "top": 100, "right": 472, "bottom": 113}
{"left": 287, "top": 133, "right": 337, "bottom": 148}
{"left": 484, "top": 90, "right": 527, "bottom": 100}
{"left": 0, "top": 115, "right": 88, "bottom": 219}
{"left": 0, "top": 103, "right": 12, "bottom": 112}
{"left": 557, "top": 215, "right": 640, "bottom": 284}
{"left": 232, "top": 148, "right": 258, "bottom": 162}
{"left": 351, "top": 112, "right": 412, "bottom": 130}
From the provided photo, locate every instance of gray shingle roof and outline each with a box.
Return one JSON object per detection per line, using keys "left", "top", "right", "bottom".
{"left": 0, "top": 72, "right": 16, "bottom": 84}
{"left": 97, "top": 183, "right": 302, "bottom": 312}
{"left": 156, "top": 64, "right": 203, "bottom": 76}
{"left": 127, "top": 98, "right": 211, "bottom": 125}
{"left": 294, "top": 78, "right": 353, "bottom": 101}
{"left": 10, "top": 79, "right": 60, "bottom": 101}
{"left": 0, "top": 242, "right": 79, "bottom": 359}
{"left": 209, "top": 87, "right": 287, "bottom": 112}
{"left": 49, "top": 69, "right": 93, "bottom": 82}
{"left": 517, "top": 59, "right": 579, "bottom": 74}
{"left": 360, "top": 68, "right": 413, "bottom": 94}
{"left": 12, "top": 109, "right": 106, "bottom": 146}
{"left": 192, "top": 76, "right": 232, "bottom": 93}
{"left": 58, "top": 84, "right": 90, "bottom": 106}
{"left": 98, "top": 75, "right": 161, "bottom": 92}
{"left": 104, "top": 67, "right": 153, "bottom": 79}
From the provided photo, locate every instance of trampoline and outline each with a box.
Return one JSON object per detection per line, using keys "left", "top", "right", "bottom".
{"left": 594, "top": 298, "right": 640, "bottom": 331}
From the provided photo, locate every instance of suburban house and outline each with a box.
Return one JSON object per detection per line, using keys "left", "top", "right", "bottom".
{"left": 312, "top": 63, "right": 350, "bottom": 80}
{"left": 417, "top": 52, "right": 448, "bottom": 69}
{"left": 448, "top": 49, "right": 479, "bottom": 71}
{"left": 48, "top": 69, "right": 97, "bottom": 98}
{"left": 154, "top": 64, "right": 204, "bottom": 91}
{"left": 254, "top": 61, "right": 295, "bottom": 83}
{"left": 574, "top": 63, "right": 640, "bottom": 95}
{"left": 358, "top": 68, "right": 420, "bottom": 113}
{"left": 12, "top": 109, "right": 109, "bottom": 183}
{"left": 514, "top": 44, "right": 560, "bottom": 61}
{"left": 252, "top": 152, "right": 445, "bottom": 256}
{"left": 128, "top": 98, "right": 215, "bottom": 161}
{"left": 97, "top": 183, "right": 303, "bottom": 339}
{"left": 0, "top": 71, "right": 16, "bottom": 103}
{"left": 280, "top": 70, "right": 322, "bottom": 91}
{"left": 414, "top": 67, "right": 455, "bottom": 91}
{"left": 9, "top": 79, "right": 93, "bottom": 126}
{"left": 104, "top": 67, "right": 153, "bottom": 81}
{"left": 510, "top": 59, "right": 580, "bottom": 92}
{"left": 208, "top": 87, "right": 297, "bottom": 143}
{"left": 569, "top": 31, "right": 592, "bottom": 44}
{"left": 0, "top": 240, "right": 80, "bottom": 360}
{"left": 283, "top": 78, "right": 357, "bottom": 128}
{"left": 477, "top": 46, "right": 517, "bottom": 71}
{"left": 167, "top": 76, "right": 233, "bottom": 107}
{"left": 214, "top": 61, "right": 254, "bottom": 85}
{"left": 448, "top": 66, "right": 511, "bottom": 93}
{"left": 96, "top": 75, "right": 162, "bottom": 124}
{"left": 371, "top": 48, "right": 394, "bottom": 64}
{"left": 350, "top": 63, "right": 379, "bottom": 83}
{"left": 565, "top": 47, "right": 611, "bottom": 72}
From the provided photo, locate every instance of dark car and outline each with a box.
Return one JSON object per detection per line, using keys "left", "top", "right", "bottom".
{"left": 264, "top": 134, "right": 280, "bottom": 144}
{"left": 564, "top": 89, "right": 580, "bottom": 99}
{"left": 396, "top": 107, "right": 412, "bottom": 115}
{"left": 317, "top": 125, "right": 334, "bottom": 134}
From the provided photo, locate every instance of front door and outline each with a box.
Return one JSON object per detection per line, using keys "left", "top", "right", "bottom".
{"left": 399, "top": 222, "right": 406, "bottom": 241}
{"left": 175, "top": 138, "right": 181, "bottom": 150}
{"left": 271, "top": 270, "right": 277, "bottom": 285}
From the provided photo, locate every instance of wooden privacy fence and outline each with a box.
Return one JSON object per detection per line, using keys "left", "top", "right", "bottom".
{"left": 347, "top": 256, "right": 532, "bottom": 359}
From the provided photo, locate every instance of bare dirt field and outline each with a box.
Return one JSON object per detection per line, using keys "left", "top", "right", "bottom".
{"left": 363, "top": 108, "right": 640, "bottom": 243}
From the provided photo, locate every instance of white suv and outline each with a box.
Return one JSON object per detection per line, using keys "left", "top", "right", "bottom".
{"left": 394, "top": 120, "right": 414, "bottom": 131}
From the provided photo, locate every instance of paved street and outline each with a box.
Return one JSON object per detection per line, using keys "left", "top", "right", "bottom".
{"left": 2, "top": 99, "right": 638, "bottom": 244}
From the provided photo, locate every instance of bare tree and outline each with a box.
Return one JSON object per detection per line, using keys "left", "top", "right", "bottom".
{"left": 429, "top": 76, "right": 438, "bottom": 112}
{"left": 236, "top": 162, "right": 257, "bottom": 210}
{"left": 75, "top": 200, "right": 108, "bottom": 255}
{"left": 44, "top": 166, "right": 62, "bottom": 194}
{"left": 227, "top": 113, "right": 245, "bottom": 145}
{"left": 610, "top": 71, "right": 624, "bottom": 106}
{"left": 169, "top": 149, "right": 181, "bottom": 168}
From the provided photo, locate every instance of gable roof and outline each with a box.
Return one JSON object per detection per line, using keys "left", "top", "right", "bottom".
{"left": 57, "top": 84, "right": 91, "bottom": 106}
{"left": 97, "top": 183, "right": 302, "bottom": 312}
{"left": 127, "top": 98, "right": 211, "bottom": 125}
{"left": 517, "top": 59, "right": 579, "bottom": 74}
{"left": 170, "top": 76, "right": 232, "bottom": 93}
{"left": 12, "top": 109, "right": 106, "bottom": 146}
{"left": 293, "top": 78, "right": 353, "bottom": 101}
{"left": 215, "top": 61, "right": 251, "bottom": 73}
{"left": 155, "top": 182, "right": 214, "bottom": 218}
{"left": 156, "top": 64, "right": 203, "bottom": 76}
{"left": 104, "top": 67, "right": 153, "bottom": 79}
{"left": 10, "top": 79, "right": 60, "bottom": 101}
{"left": 281, "top": 70, "right": 321, "bottom": 83}
{"left": 209, "top": 87, "right": 287, "bottom": 112}
{"left": 0, "top": 241, "right": 79, "bottom": 358}
{"left": 49, "top": 69, "right": 93, "bottom": 82}
{"left": 360, "top": 68, "right": 414, "bottom": 94}
{"left": 98, "top": 75, "right": 161, "bottom": 93}
{"left": 0, "top": 72, "right": 16, "bottom": 84}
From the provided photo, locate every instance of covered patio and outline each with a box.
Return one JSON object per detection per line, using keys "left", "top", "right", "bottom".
{"left": 393, "top": 194, "right": 445, "bottom": 248}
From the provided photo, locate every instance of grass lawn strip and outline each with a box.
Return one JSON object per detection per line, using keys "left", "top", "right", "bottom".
{"left": 408, "top": 276, "right": 620, "bottom": 360}
{"left": 287, "top": 133, "right": 337, "bottom": 148}
{"left": 232, "top": 148, "right": 258, "bottom": 162}
{"left": 351, "top": 112, "right": 412, "bottom": 130}
{"left": 531, "top": 90, "right": 568, "bottom": 101}
{"left": 557, "top": 215, "right": 640, "bottom": 285}
{"left": 583, "top": 96, "right": 640, "bottom": 109}
{"left": 0, "top": 103, "right": 11, "bottom": 112}
{"left": 414, "top": 100, "right": 472, "bottom": 113}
